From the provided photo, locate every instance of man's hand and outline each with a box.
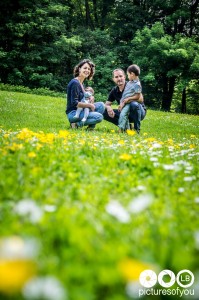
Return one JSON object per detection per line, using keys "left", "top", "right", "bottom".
{"left": 107, "top": 106, "right": 115, "bottom": 118}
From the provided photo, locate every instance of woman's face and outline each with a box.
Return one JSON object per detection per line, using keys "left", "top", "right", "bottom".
{"left": 79, "top": 63, "right": 91, "bottom": 79}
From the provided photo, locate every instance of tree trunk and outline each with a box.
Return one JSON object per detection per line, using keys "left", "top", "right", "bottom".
{"left": 92, "top": 0, "right": 98, "bottom": 27}
{"left": 181, "top": 88, "right": 187, "bottom": 113}
{"left": 161, "top": 76, "right": 176, "bottom": 111}
{"left": 85, "top": 0, "right": 94, "bottom": 29}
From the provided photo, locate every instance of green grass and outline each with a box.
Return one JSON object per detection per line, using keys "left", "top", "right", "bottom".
{"left": 0, "top": 90, "right": 199, "bottom": 300}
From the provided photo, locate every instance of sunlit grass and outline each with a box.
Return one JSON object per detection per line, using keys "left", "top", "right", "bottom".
{"left": 0, "top": 90, "right": 199, "bottom": 300}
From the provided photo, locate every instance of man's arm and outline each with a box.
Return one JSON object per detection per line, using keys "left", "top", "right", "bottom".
{"left": 123, "top": 93, "right": 143, "bottom": 104}
{"left": 105, "top": 101, "right": 115, "bottom": 118}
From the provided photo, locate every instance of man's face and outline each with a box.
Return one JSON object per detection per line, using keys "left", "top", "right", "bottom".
{"left": 113, "top": 70, "right": 126, "bottom": 87}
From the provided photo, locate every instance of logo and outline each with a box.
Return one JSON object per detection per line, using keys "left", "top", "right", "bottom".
{"left": 138, "top": 269, "right": 195, "bottom": 298}
{"left": 139, "top": 270, "right": 157, "bottom": 288}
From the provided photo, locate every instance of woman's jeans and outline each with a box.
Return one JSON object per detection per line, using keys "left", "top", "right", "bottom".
{"left": 67, "top": 102, "right": 105, "bottom": 128}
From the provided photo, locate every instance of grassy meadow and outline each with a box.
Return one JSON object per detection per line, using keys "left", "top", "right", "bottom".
{"left": 0, "top": 90, "right": 199, "bottom": 300}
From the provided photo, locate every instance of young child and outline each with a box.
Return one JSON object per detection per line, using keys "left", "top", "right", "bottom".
{"left": 118, "top": 64, "right": 142, "bottom": 132}
{"left": 74, "top": 86, "right": 94, "bottom": 123}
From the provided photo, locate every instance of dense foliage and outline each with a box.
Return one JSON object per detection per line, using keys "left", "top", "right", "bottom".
{"left": 0, "top": 0, "right": 199, "bottom": 113}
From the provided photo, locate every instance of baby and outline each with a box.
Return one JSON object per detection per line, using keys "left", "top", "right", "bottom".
{"left": 74, "top": 86, "right": 94, "bottom": 123}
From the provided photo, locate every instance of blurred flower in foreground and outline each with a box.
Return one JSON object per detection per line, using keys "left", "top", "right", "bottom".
{"left": 118, "top": 258, "right": 155, "bottom": 281}
{"left": 119, "top": 153, "right": 132, "bottom": 160}
{"left": 126, "top": 281, "right": 142, "bottom": 299}
{"left": 0, "top": 236, "right": 38, "bottom": 294}
{"left": 126, "top": 129, "right": 136, "bottom": 136}
{"left": 23, "top": 276, "right": 67, "bottom": 300}
{"left": 106, "top": 200, "right": 130, "bottom": 223}
{"left": 129, "top": 194, "right": 153, "bottom": 214}
{"left": 14, "top": 199, "right": 43, "bottom": 223}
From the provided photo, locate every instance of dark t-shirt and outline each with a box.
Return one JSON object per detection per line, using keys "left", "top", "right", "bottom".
{"left": 66, "top": 79, "right": 84, "bottom": 114}
{"left": 108, "top": 84, "right": 126, "bottom": 105}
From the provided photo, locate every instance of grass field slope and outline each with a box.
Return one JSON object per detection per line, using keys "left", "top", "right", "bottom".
{"left": 0, "top": 90, "right": 199, "bottom": 300}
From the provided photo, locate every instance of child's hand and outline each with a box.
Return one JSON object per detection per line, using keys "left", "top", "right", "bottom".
{"left": 118, "top": 102, "right": 125, "bottom": 112}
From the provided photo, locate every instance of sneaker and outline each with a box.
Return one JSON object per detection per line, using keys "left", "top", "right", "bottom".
{"left": 70, "top": 123, "right": 78, "bottom": 129}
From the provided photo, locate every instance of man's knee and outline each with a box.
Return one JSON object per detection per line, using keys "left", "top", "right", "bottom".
{"left": 130, "top": 102, "right": 139, "bottom": 111}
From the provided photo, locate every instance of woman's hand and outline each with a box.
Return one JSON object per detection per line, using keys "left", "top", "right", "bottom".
{"left": 89, "top": 96, "right": 95, "bottom": 104}
{"left": 90, "top": 103, "right": 95, "bottom": 112}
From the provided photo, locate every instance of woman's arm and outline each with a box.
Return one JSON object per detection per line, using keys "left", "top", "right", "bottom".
{"left": 78, "top": 102, "right": 95, "bottom": 111}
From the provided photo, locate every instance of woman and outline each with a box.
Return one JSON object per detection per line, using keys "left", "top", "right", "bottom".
{"left": 66, "top": 59, "right": 105, "bottom": 129}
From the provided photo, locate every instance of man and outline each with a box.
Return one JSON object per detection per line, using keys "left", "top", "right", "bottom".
{"left": 103, "top": 68, "right": 146, "bottom": 133}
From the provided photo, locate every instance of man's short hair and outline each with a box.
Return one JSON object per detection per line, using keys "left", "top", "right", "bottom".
{"left": 112, "top": 68, "right": 125, "bottom": 77}
{"left": 127, "top": 64, "right": 140, "bottom": 76}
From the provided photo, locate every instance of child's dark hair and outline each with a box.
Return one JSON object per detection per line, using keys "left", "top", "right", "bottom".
{"left": 73, "top": 59, "right": 95, "bottom": 80}
{"left": 127, "top": 64, "right": 140, "bottom": 76}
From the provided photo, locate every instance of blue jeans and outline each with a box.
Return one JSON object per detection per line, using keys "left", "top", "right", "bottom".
{"left": 129, "top": 102, "right": 146, "bottom": 132}
{"left": 67, "top": 102, "right": 105, "bottom": 128}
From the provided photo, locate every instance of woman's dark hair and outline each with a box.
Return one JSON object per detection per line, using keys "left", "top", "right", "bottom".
{"left": 127, "top": 64, "right": 140, "bottom": 76}
{"left": 73, "top": 59, "right": 95, "bottom": 80}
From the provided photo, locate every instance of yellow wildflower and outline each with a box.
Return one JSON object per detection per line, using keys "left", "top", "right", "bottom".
{"left": 28, "top": 152, "right": 36, "bottom": 158}
{"left": 118, "top": 258, "right": 155, "bottom": 281}
{"left": 119, "top": 153, "right": 132, "bottom": 160}
{"left": 0, "top": 260, "right": 36, "bottom": 294}
{"left": 118, "top": 140, "right": 125, "bottom": 145}
{"left": 126, "top": 129, "right": 136, "bottom": 136}
{"left": 58, "top": 130, "right": 70, "bottom": 138}
{"left": 190, "top": 135, "right": 196, "bottom": 138}
{"left": 189, "top": 144, "right": 196, "bottom": 149}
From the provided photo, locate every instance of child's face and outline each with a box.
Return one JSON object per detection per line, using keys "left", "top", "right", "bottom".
{"left": 127, "top": 72, "right": 135, "bottom": 81}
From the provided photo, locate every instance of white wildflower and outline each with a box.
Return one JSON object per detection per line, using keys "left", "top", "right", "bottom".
{"left": 129, "top": 194, "right": 153, "bottom": 214}
{"left": 0, "top": 236, "right": 39, "bottom": 259}
{"left": 14, "top": 199, "right": 43, "bottom": 223}
{"left": 23, "top": 276, "right": 66, "bottom": 300}
{"left": 43, "top": 204, "right": 56, "bottom": 212}
{"left": 106, "top": 201, "right": 130, "bottom": 223}
{"left": 126, "top": 281, "right": 142, "bottom": 298}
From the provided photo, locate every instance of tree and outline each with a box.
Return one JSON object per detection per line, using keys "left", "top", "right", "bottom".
{"left": 128, "top": 23, "right": 199, "bottom": 111}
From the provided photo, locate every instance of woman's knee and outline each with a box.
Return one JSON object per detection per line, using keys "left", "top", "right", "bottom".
{"left": 95, "top": 102, "right": 105, "bottom": 114}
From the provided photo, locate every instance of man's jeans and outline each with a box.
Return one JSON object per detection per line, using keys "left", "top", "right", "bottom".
{"left": 67, "top": 102, "right": 105, "bottom": 128}
{"left": 103, "top": 102, "right": 146, "bottom": 132}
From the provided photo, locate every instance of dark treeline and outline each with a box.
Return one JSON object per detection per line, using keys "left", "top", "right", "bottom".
{"left": 0, "top": 0, "right": 199, "bottom": 113}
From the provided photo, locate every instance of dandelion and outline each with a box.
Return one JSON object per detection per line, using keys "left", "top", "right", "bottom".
{"left": 106, "top": 200, "right": 130, "bottom": 223}
{"left": 118, "top": 258, "right": 155, "bottom": 281}
{"left": 23, "top": 276, "right": 67, "bottom": 300}
{"left": 119, "top": 153, "right": 132, "bottom": 160}
{"left": 126, "top": 129, "right": 136, "bottom": 136}
{"left": 28, "top": 152, "right": 36, "bottom": 158}
{"left": 0, "top": 237, "right": 38, "bottom": 294}
{"left": 129, "top": 194, "right": 153, "bottom": 214}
